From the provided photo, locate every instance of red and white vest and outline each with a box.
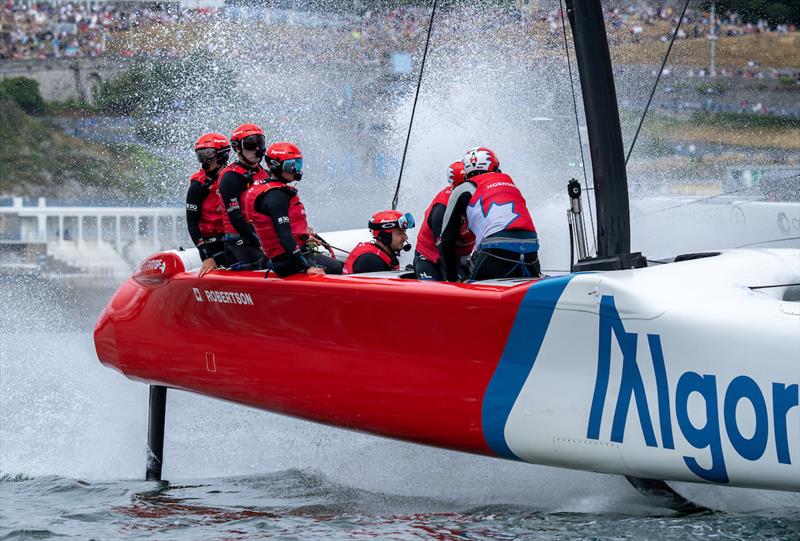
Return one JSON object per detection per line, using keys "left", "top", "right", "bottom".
{"left": 343, "top": 242, "right": 397, "bottom": 274}
{"left": 189, "top": 169, "right": 224, "bottom": 238}
{"left": 244, "top": 180, "right": 309, "bottom": 258}
{"left": 465, "top": 172, "right": 536, "bottom": 246}
{"left": 416, "top": 186, "right": 476, "bottom": 263}
{"left": 217, "top": 162, "right": 269, "bottom": 235}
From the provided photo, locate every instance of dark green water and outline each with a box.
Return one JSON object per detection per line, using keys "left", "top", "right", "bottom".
{"left": 2, "top": 469, "right": 799, "bottom": 540}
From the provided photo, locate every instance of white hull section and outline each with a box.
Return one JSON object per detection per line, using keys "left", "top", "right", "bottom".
{"left": 498, "top": 250, "right": 799, "bottom": 491}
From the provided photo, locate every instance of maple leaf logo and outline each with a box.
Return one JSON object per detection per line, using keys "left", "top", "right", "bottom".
{"left": 468, "top": 198, "right": 520, "bottom": 229}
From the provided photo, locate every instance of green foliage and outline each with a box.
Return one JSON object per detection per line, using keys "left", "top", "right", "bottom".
{"left": 0, "top": 77, "right": 46, "bottom": 115}
{"left": 93, "top": 50, "right": 237, "bottom": 118}
{"left": 0, "top": 94, "right": 156, "bottom": 198}
{"left": 691, "top": 111, "right": 800, "bottom": 129}
{"left": 695, "top": 81, "right": 730, "bottom": 95}
{"left": 704, "top": 1, "right": 800, "bottom": 25}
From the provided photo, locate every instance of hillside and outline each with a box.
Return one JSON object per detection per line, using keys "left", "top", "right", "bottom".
{"left": 0, "top": 94, "right": 155, "bottom": 200}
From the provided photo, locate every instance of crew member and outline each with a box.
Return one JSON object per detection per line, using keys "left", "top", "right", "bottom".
{"left": 217, "top": 123, "right": 269, "bottom": 270}
{"left": 344, "top": 210, "right": 415, "bottom": 274}
{"left": 414, "top": 161, "right": 475, "bottom": 280}
{"left": 244, "top": 142, "right": 342, "bottom": 277}
{"left": 440, "top": 147, "right": 540, "bottom": 281}
{"left": 186, "top": 132, "right": 230, "bottom": 277}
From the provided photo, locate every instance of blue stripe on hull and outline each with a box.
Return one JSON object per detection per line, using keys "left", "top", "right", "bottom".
{"left": 481, "top": 275, "right": 574, "bottom": 458}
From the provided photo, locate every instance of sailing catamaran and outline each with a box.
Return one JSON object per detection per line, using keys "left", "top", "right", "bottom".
{"left": 93, "top": 0, "right": 799, "bottom": 505}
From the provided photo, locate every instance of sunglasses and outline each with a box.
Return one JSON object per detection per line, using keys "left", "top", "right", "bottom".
{"left": 397, "top": 212, "right": 415, "bottom": 230}
{"left": 241, "top": 134, "right": 266, "bottom": 152}
{"left": 281, "top": 158, "right": 303, "bottom": 174}
{"left": 372, "top": 212, "right": 416, "bottom": 232}
{"left": 196, "top": 148, "right": 219, "bottom": 163}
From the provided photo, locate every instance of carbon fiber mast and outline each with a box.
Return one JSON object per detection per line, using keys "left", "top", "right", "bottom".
{"left": 565, "top": 0, "right": 646, "bottom": 271}
{"left": 563, "top": 0, "right": 704, "bottom": 513}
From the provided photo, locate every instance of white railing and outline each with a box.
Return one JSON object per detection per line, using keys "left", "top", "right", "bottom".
{"left": 1, "top": 197, "right": 186, "bottom": 249}
{"left": 1, "top": 197, "right": 190, "bottom": 278}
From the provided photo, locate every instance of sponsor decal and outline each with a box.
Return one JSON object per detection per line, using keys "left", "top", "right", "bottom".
{"left": 482, "top": 276, "right": 574, "bottom": 458}
{"left": 587, "top": 295, "right": 799, "bottom": 483}
{"left": 138, "top": 259, "right": 166, "bottom": 274}
{"left": 277, "top": 216, "right": 290, "bottom": 224}
{"left": 186, "top": 203, "right": 198, "bottom": 211}
{"left": 193, "top": 289, "right": 254, "bottom": 306}
{"left": 485, "top": 182, "right": 516, "bottom": 190}
{"left": 227, "top": 199, "right": 240, "bottom": 211}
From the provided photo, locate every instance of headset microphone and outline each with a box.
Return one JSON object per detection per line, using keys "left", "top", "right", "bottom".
{"left": 402, "top": 242, "right": 412, "bottom": 252}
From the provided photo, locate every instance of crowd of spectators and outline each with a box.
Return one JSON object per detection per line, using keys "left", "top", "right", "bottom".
{"left": 0, "top": 1, "right": 184, "bottom": 60}
{"left": 1, "top": 1, "right": 797, "bottom": 64}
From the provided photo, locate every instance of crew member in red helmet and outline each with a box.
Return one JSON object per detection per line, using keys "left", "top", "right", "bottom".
{"left": 244, "top": 142, "right": 342, "bottom": 277}
{"left": 216, "top": 123, "right": 269, "bottom": 271}
{"left": 440, "top": 146, "right": 540, "bottom": 281}
{"left": 186, "top": 132, "right": 230, "bottom": 277}
{"left": 343, "top": 210, "right": 415, "bottom": 274}
{"left": 413, "top": 160, "right": 475, "bottom": 280}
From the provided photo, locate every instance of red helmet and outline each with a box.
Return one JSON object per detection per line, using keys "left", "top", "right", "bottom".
{"left": 462, "top": 146, "right": 499, "bottom": 179}
{"left": 230, "top": 123, "right": 266, "bottom": 153}
{"left": 194, "top": 132, "right": 230, "bottom": 170}
{"left": 447, "top": 160, "right": 465, "bottom": 187}
{"left": 368, "top": 210, "right": 415, "bottom": 239}
{"left": 194, "top": 132, "right": 230, "bottom": 151}
{"left": 266, "top": 142, "right": 304, "bottom": 181}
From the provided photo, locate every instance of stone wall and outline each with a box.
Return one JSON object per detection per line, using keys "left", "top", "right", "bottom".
{"left": 0, "top": 57, "right": 126, "bottom": 103}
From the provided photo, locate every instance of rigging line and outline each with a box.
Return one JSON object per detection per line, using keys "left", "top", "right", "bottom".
{"left": 625, "top": 0, "right": 690, "bottom": 166}
{"left": 391, "top": 0, "right": 439, "bottom": 211}
{"left": 639, "top": 186, "right": 751, "bottom": 215}
{"left": 559, "top": 0, "right": 595, "bottom": 251}
{"left": 737, "top": 236, "right": 800, "bottom": 249}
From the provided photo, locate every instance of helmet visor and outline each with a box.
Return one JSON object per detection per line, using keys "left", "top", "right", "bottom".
{"left": 241, "top": 134, "right": 266, "bottom": 152}
{"left": 196, "top": 148, "right": 218, "bottom": 163}
{"left": 397, "top": 212, "right": 415, "bottom": 230}
{"left": 282, "top": 158, "right": 303, "bottom": 174}
{"left": 370, "top": 212, "right": 415, "bottom": 232}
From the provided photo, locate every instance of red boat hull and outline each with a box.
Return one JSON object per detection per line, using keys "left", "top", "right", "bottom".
{"left": 95, "top": 251, "right": 539, "bottom": 457}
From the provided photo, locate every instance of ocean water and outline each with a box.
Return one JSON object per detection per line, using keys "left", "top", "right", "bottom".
{"left": 1, "top": 255, "right": 799, "bottom": 540}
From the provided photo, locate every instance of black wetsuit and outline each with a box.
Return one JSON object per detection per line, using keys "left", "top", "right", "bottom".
{"left": 218, "top": 164, "right": 265, "bottom": 270}
{"left": 185, "top": 172, "right": 227, "bottom": 266}
{"left": 253, "top": 189, "right": 343, "bottom": 277}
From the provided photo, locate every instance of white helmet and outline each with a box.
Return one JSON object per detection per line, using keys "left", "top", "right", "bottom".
{"left": 462, "top": 146, "right": 500, "bottom": 179}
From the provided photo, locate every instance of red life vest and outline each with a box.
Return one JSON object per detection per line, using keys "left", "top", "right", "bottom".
{"left": 189, "top": 169, "right": 224, "bottom": 238}
{"left": 244, "top": 180, "right": 309, "bottom": 258}
{"left": 343, "top": 242, "right": 397, "bottom": 274}
{"left": 416, "top": 187, "right": 476, "bottom": 263}
{"left": 217, "top": 162, "right": 269, "bottom": 235}
{"left": 465, "top": 172, "right": 536, "bottom": 246}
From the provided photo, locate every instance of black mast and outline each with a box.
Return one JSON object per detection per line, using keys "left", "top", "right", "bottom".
{"left": 566, "top": 0, "right": 645, "bottom": 270}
